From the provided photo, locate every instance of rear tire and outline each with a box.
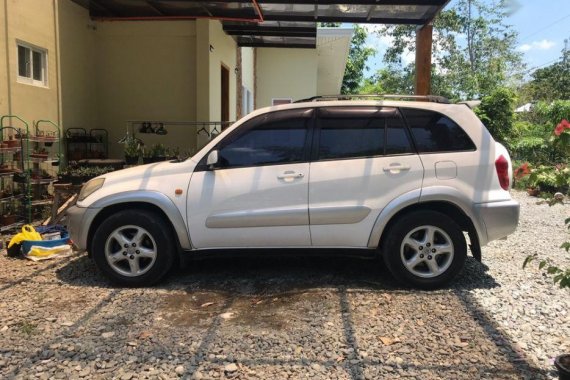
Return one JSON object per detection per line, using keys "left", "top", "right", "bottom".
{"left": 91, "top": 209, "right": 176, "bottom": 286}
{"left": 382, "top": 210, "right": 466, "bottom": 289}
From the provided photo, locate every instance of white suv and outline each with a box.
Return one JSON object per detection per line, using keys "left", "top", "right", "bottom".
{"left": 66, "top": 95, "right": 519, "bottom": 288}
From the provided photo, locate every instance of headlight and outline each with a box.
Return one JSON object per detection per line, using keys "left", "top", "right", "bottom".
{"left": 78, "top": 178, "right": 105, "bottom": 201}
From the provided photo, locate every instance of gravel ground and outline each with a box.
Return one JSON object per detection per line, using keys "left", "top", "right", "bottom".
{"left": 0, "top": 190, "right": 567, "bottom": 379}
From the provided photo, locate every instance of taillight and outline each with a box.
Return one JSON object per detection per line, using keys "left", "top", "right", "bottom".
{"left": 495, "top": 155, "right": 510, "bottom": 190}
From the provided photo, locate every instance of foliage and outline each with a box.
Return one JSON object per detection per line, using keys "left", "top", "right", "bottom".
{"left": 151, "top": 143, "right": 167, "bottom": 158}
{"left": 318, "top": 22, "right": 341, "bottom": 27}
{"left": 376, "top": 0, "right": 524, "bottom": 99}
{"left": 123, "top": 137, "right": 141, "bottom": 158}
{"left": 523, "top": 42, "right": 570, "bottom": 102}
{"left": 523, "top": 217, "right": 570, "bottom": 289}
{"left": 524, "top": 164, "right": 570, "bottom": 193}
{"left": 534, "top": 101, "right": 570, "bottom": 127}
{"left": 474, "top": 87, "right": 516, "bottom": 145}
{"left": 509, "top": 101, "right": 570, "bottom": 165}
{"left": 360, "top": 66, "right": 414, "bottom": 95}
{"left": 341, "top": 25, "right": 376, "bottom": 94}
{"left": 521, "top": 120, "right": 570, "bottom": 289}
{"left": 510, "top": 121, "right": 551, "bottom": 163}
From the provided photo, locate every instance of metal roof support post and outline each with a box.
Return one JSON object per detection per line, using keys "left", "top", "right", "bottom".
{"left": 415, "top": 22, "right": 433, "bottom": 96}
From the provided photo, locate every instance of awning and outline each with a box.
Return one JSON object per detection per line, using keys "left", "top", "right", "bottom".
{"left": 72, "top": 0, "right": 448, "bottom": 48}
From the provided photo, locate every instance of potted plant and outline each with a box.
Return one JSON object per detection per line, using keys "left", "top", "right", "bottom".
{"left": 124, "top": 138, "right": 141, "bottom": 165}
{"left": 151, "top": 143, "right": 167, "bottom": 162}
{"left": 555, "top": 355, "right": 570, "bottom": 380}
{"left": 142, "top": 147, "right": 154, "bottom": 164}
{"left": 30, "top": 148, "right": 49, "bottom": 159}
{"left": 57, "top": 167, "right": 71, "bottom": 183}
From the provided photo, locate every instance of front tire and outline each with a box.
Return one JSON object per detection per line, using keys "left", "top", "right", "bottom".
{"left": 382, "top": 210, "right": 466, "bottom": 289}
{"left": 91, "top": 209, "right": 176, "bottom": 286}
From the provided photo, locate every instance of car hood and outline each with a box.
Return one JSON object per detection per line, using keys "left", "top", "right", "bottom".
{"left": 78, "top": 159, "right": 197, "bottom": 207}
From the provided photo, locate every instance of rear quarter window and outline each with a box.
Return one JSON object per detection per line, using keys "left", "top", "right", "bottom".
{"left": 401, "top": 108, "right": 476, "bottom": 153}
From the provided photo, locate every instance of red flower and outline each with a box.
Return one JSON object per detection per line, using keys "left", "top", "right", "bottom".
{"left": 514, "top": 162, "right": 531, "bottom": 180}
{"left": 554, "top": 119, "right": 570, "bottom": 136}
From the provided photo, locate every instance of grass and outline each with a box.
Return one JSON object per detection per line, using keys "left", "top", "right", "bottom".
{"left": 17, "top": 320, "right": 37, "bottom": 336}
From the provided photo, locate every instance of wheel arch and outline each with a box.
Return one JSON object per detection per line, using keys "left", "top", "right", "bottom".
{"left": 86, "top": 191, "right": 192, "bottom": 255}
{"left": 368, "top": 188, "right": 485, "bottom": 260}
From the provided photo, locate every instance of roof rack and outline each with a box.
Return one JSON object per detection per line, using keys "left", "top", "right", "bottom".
{"left": 294, "top": 94, "right": 451, "bottom": 104}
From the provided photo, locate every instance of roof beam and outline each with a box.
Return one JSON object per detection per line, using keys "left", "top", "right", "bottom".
{"left": 238, "top": 42, "right": 316, "bottom": 49}
{"left": 242, "top": 0, "right": 448, "bottom": 5}
{"left": 228, "top": 30, "right": 316, "bottom": 37}
{"left": 262, "top": 15, "right": 427, "bottom": 24}
{"left": 223, "top": 25, "right": 315, "bottom": 33}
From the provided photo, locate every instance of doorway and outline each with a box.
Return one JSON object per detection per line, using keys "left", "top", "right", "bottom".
{"left": 221, "top": 65, "right": 229, "bottom": 124}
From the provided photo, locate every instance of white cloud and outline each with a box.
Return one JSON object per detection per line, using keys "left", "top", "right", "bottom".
{"left": 518, "top": 39, "right": 556, "bottom": 52}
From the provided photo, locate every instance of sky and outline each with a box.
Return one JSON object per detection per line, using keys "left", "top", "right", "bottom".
{"left": 363, "top": 0, "right": 570, "bottom": 78}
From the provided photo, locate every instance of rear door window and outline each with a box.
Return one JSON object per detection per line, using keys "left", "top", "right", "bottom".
{"left": 401, "top": 108, "right": 476, "bottom": 153}
{"left": 316, "top": 107, "right": 413, "bottom": 160}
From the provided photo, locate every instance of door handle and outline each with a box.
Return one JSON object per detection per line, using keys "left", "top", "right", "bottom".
{"left": 383, "top": 164, "right": 411, "bottom": 173}
{"left": 277, "top": 171, "right": 304, "bottom": 180}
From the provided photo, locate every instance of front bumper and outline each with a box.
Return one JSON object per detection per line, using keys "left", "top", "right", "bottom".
{"left": 66, "top": 205, "right": 98, "bottom": 251}
{"left": 473, "top": 199, "right": 520, "bottom": 244}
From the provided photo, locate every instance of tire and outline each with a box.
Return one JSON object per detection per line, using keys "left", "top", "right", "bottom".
{"left": 91, "top": 209, "right": 176, "bottom": 286}
{"left": 382, "top": 210, "right": 467, "bottom": 289}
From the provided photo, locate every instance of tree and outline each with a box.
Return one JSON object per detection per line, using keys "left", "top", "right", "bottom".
{"left": 360, "top": 66, "right": 414, "bottom": 94}
{"left": 341, "top": 25, "right": 376, "bottom": 94}
{"left": 525, "top": 41, "right": 570, "bottom": 102}
{"left": 375, "top": 0, "right": 524, "bottom": 100}
{"left": 474, "top": 87, "right": 517, "bottom": 145}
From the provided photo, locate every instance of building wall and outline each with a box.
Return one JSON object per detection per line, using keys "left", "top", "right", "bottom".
{"left": 207, "top": 20, "right": 237, "bottom": 123}
{"left": 0, "top": 0, "right": 60, "bottom": 130}
{"left": 255, "top": 48, "right": 317, "bottom": 109}
{"left": 57, "top": 0, "right": 97, "bottom": 131}
{"left": 0, "top": 0, "right": 9, "bottom": 117}
{"left": 93, "top": 21, "right": 198, "bottom": 158}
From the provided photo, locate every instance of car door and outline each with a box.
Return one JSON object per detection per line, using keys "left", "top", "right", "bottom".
{"left": 308, "top": 106, "right": 424, "bottom": 247}
{"left": 187, "top": 108, "right": 313, "bottom": 249}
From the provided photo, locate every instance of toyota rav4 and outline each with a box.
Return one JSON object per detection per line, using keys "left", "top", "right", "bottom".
{"left": 66, "top": 95, "right": 520, "bottom": 289}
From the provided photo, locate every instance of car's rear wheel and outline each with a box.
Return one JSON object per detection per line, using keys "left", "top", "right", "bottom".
{"left": 91, "top": 209, "right": 175, "bottom": 286}
{"left": 382, "top": 210, "right": 466, "bottom": 289}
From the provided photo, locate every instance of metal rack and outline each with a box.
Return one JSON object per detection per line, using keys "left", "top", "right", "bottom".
{"left": 65, "top": 127, "right": 108, "bottom": 162}
{"left": 0, "top": 115, "right": 29, "bottom": 230}
{"left": 28, "top": 120, "right": 61, "bottom": 222}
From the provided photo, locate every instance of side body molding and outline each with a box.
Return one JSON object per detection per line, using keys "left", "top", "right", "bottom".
{"left": 89, "top": 191, "right": 192, "bottom": 250}
{"left": 367, "top": 186, "right": 488, "bottom": 248}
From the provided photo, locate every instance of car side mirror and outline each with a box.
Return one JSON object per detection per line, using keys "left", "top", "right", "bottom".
{"left": 207, "top": 150, "right": 219, "bottom": 170}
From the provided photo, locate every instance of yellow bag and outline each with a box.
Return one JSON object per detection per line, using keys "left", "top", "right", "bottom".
{"left": 8, "top": 225, "right": 42, "bottom": 248}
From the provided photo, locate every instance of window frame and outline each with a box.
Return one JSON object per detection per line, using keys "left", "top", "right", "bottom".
{"left": 398, "top": 107, "right": 477, "bottom": 155}
{"left": 312, "top": 106, "right": 416, "bottom": 163}
{"left": 16, "top": 41, "right": 48, "bottom": 87}
{"left": 196, "top": 108, "right": 315, "bottom": 171}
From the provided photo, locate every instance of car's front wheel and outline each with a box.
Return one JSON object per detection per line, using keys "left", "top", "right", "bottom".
{"left": 91, "top": 209, "right": 176, "bottom": 286}
{"left": 382, "top": 210, "right": 466, "bottom": 289}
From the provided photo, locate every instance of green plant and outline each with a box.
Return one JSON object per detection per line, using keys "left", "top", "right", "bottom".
{"left": 17, "top": 320, "right": 37, "bottom": 336}
{"left": 524, "top": 217, "right": 570, "bottom": 289}
{"left": 142, "top": 147, "right": 153, "bottom": 159}
{"left": 474, "top": 88, "right": 517, "bottom": 146}
{"left": 124, "top": 138, "right": 141, "bottom": 158}
{"left": 151, "top": 143, "right": 166, "bottom": 158}
{"left": 523, "top": 119, "right": 570, "bottom": 289}
{"left": 525, "top": 164, "right": 570, "bottom": 194}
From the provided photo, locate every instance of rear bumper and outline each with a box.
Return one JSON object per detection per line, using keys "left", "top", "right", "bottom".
{"left": 473, "top": 200, "right": 520, "bottom": 244}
